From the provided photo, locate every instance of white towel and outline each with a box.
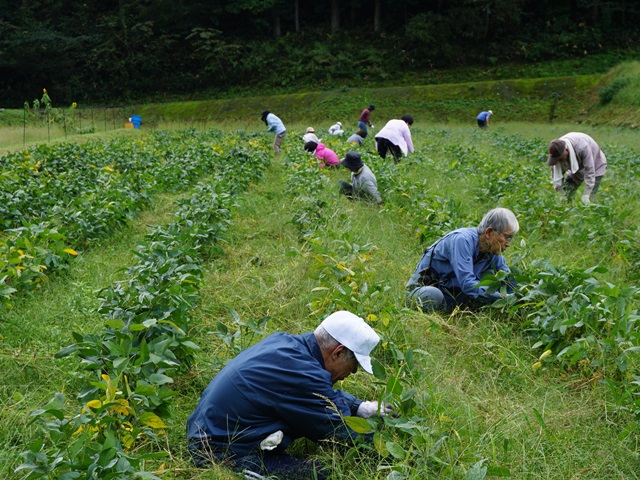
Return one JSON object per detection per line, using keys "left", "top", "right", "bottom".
{"left": 551, "top": 139, "right": 579, "bottom": 190}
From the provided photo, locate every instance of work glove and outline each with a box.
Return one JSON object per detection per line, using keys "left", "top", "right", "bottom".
{"left": 370, "top": 125, "right": 375, "bottom": 129}
{"left": 356, "top": 401, "right": 394, "bottom": 418}
{"left": 259, "top": 430, "right": 283, "bottom": 451}
{"left": 581, "top": 194, "right": 591, "bottom": 205}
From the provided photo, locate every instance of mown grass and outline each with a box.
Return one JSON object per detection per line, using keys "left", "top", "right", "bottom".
{"left": 2, "top": 84, "right": 640, "bottom": 478}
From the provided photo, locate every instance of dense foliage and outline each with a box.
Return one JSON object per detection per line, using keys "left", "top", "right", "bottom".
{"left": 1, "top": 0, "right": 639, "bottom": 106}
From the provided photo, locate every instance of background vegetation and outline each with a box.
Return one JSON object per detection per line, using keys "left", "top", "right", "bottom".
{"left": 0, "top": 0, "right": 639, "bottom": 106}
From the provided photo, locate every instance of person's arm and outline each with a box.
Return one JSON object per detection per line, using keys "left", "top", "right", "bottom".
{"left": 403, "top": 124, "right": 414, "bottom": 153}
{"left": 272, "top": 377, "right": 364, "bottom": 443}
{"left": 579, "top": 146, "right": 597, "bottom": 198}
{"left": 361, "top": 178, "right": 383, "bottom": 204}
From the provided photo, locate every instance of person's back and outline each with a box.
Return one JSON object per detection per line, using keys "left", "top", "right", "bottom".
{"left": 328, "top": 122, "right": 344, "bottom": 136}
{"left": 187, "top": 332, "right": 349, "bottom": 458}
{"left": 315, "top": 143, "right": 340, "bottom": 167}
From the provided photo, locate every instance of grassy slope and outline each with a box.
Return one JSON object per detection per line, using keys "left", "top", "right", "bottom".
{"left": 134, "top": 74, "right": 604, "bottom": 126}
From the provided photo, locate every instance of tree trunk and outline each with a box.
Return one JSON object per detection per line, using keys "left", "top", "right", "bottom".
{"left": 274, "top": 11, "right": 281, "bottom": 37}
{"left": 331, "top": 0, "right": 340, "bottom": 32}
{"left": 294, "top": 0, "right": 300, "bottom": 32}
{"left": 374, "top": 0, "right": 381, "bottom": 32}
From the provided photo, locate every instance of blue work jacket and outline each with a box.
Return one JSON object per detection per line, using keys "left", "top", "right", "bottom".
{"left": 407, "top": 227, "right": 510, "bottom": 308}
{"left": 187, "top": 332, "right": 363, "bottom": 457}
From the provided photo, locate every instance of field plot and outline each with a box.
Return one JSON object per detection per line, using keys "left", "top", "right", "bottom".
{"left": 2, "top": 124, "right": 640, "bottom": 479}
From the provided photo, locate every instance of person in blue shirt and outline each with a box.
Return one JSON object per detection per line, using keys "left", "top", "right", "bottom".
{"left": 261, "top": 110, "right": 287, "bottom": 153}
{"left": 406, "top": 208, "right": 518, "bottom": 311}
{"left": 476, "top": 110, "right": 493, "bottom": 128}
{"left": 187, "top": 311, "right": 391, "bottom": 480}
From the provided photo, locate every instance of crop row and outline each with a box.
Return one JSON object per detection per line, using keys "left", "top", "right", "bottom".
{"left": 15, "top": 137, "right": 271, "bottom": 478}
{"left": 0, "top": 130, "right": 245, "bottom": 309}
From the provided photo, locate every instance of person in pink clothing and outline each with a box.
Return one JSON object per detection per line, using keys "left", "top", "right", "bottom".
{"left": 304, "top": 141, "right": 340, "bottom": 168}
{"left": 374, "top": 114, "right": 414, "bottom": 163}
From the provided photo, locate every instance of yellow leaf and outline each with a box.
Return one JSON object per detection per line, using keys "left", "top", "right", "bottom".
{"left": 539, "top": 350, "right": 552, "bottom": 361}
{"left": 86, "top": 399, "right": 103, "bottom": 410}
{"left": 122, "top": 433, "right": 135, "bottom": 449}
{"left": 532, "top": 362, "right": 542, "bottom": 370}
{"left": 109, "top": 399, "right": 130, "bottom": 415}
{"left": 140, "top": 411, "right": 168, "bottom": 429}
{"left": 63, "top": 248, "right": 79, "bottom": 256}
{"left": 367, "top": 314, "right": 378, "bottom": 322}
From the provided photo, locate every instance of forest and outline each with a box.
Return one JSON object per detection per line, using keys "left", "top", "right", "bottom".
{"left": 1, "top": 0, "right": 639, "bottom": 107}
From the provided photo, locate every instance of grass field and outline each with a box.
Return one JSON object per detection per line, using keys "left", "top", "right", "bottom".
{"left": 2, "top": 116, "right": 640, "bottom": 479}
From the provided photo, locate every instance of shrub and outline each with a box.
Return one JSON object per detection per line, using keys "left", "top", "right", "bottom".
{"left": 598, "top": 77, "right": 629, "bottom": 104}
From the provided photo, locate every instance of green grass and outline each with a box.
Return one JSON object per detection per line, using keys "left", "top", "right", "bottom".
{"left": 2, "top": 64, "right": 640, "bottom": 478}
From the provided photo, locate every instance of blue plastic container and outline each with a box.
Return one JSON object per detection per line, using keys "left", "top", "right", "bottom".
{"left": 131, "top": 115, "right": 142, "bottom": 129}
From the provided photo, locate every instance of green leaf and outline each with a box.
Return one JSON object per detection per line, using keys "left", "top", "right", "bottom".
{"left": 371, "top": 358, "right": 386, "bottom": 380}
{"left": 105, "top": 319, "right": 125, "bottom": 329}
{"left": 55, "top": 344, "right": 78, "bottom": 358}
{"left": 465, "top": 459, "right": 487, "bottom": 480}
{"left": 343, "top": 416, "right": 374, "bottom": 434}
{"left": 149, "top": 373, "right": 174, "bottom": 385}
{"left": 385, "top": 441, "right": 405, "bottom": 459}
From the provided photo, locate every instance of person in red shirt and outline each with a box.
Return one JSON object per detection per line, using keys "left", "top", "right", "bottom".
{"left": 358, "top": 104, "right": 375, "bottom": 134}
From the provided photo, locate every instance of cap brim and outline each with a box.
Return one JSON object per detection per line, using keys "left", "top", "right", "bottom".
{"left": 547, "top": 155, "right": 560, "bottom": 166}
{"left": 355, "top": 352, "right": 373, "bottom": 374}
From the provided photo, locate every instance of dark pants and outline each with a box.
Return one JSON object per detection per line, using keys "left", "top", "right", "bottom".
{"left": 190, "top": 446, "right": 328, "bottom": 480}
{"left": 338, "top": 179, "right": 354, "bottom": 198}
{"left": 375, "top": 137, "right": 402, "bottom": 162}
{"left": 477, "top": 119, "right": 487, "bottom": 128}
{"left": 563, "top": 174, "right": 603, "bottom": 199}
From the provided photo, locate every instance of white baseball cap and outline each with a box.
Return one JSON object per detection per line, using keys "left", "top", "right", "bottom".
{"left": 320, "top": 311, "right": 380, "bottom": 374}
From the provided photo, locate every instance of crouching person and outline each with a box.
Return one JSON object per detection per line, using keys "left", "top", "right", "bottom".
{"left": 406, "top": 208, "right": 518, "bottom": 311}
{"left": 187, "top": 311, "right": 391, "bottom": 480}
{"left": 338, "top": 152, "right": 383, "bottom": 204}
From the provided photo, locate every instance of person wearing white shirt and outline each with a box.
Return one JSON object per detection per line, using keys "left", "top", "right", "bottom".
{"left": 374, "top": 115, "right": 414, "bottom": 162}
{"left": 328, "top": 122, "right": 344, "bottom": 136}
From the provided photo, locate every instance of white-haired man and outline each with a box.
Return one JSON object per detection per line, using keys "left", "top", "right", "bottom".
{"left": 406, "top": 208, "right": 518, "bottom": 310}
{"left": 187, "top": 311, "right": 390, "bottom": 479}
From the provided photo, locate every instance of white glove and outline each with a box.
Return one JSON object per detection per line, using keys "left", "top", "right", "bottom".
{"left": 370, "top": 125, "right": 375, "bottom": 129}
{"left": 356, "top": 401, "right": 394, "bottom": 418}
{"left": 259, "top": 430, "right": 283, "bottom": 450}
{"left": 581, "top": 194, "right": 591, "bottom": 205}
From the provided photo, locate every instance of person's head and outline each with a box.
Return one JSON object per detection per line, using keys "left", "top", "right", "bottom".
{"left": 488, "top": 110, "right": 494, "bottom": 116}
{"left": 401, "top": 114, "right": 414, "bottom": 126}
{"left": 337, "top": 122, "right": 342, "bottom": 127}
{"left": 261, "top": 110, "right": 270, "bottom": 125}
{"left": 477, "top": 208, "right": 519, "bottom": 254}
{"left": 368, "top": 104, "right": 375, "bottom": 111}
{"left": 314, "top": 311, "right": 380, "bottom": 383}
{"left": 340, "top": 151, "right": 364, "bottom": 172}
{"left": 304, "top": 141, "right": 318, "bottom": 153}
{"left": 547, "top": 139, "right": 568, "bottom": 166}
{"left": 356, "top": 129, "right": 368, "bottom": 138}
{"left": 306, "top": 126, "right": 316, "bottom": 134}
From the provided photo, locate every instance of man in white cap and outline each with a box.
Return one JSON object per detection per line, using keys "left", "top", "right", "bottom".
{"left": 187, "top": 310, "right": 389, "bottom": 479}
{"left": 546, "top": 132, "right": 607, "bottom": 204}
